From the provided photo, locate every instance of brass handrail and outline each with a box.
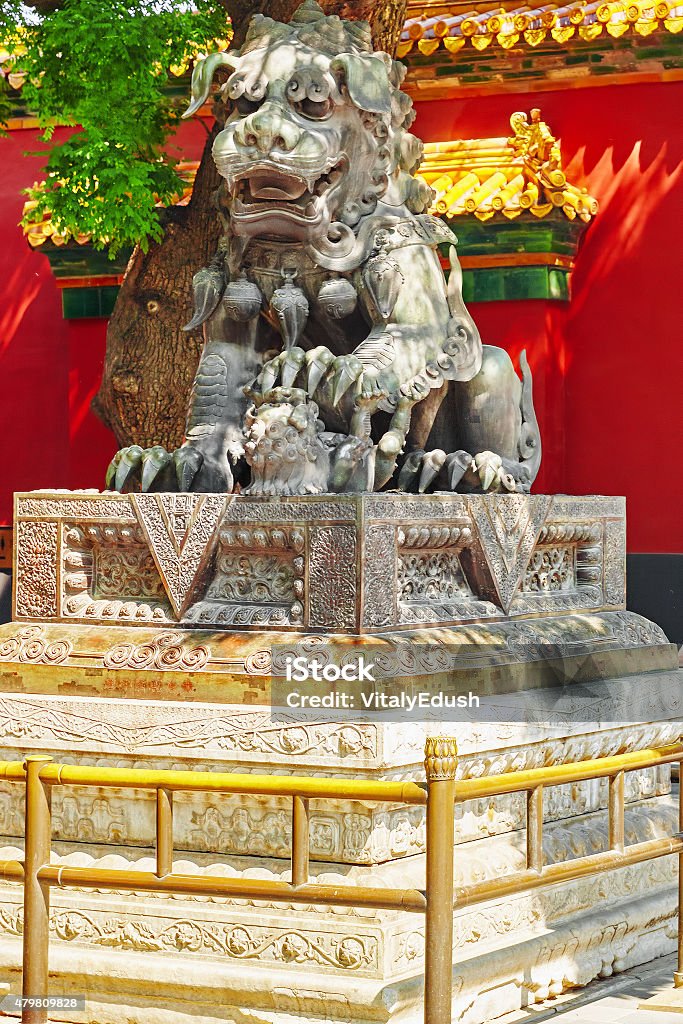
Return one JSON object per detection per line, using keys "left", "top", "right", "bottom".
{"left": 452, "top": 742, "right": 683, "bottom": 800}
{"left": 23, "top": 761, "right": 430, "bottom": 803}
{"left": 0, "top": 738, "right": 680, "bottom": 1024}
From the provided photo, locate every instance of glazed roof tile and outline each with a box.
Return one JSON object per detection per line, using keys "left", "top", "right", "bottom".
{"left": 418, "top": 110, "right": 598, "bottom": 222}
{"left": 400, "top": 0, "right": 683, "bottom": 54}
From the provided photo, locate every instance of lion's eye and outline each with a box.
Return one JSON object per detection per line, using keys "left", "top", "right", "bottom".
{"left": 294, "top": 97, "right": 333, "bottom": 121}
{"left": 235, "top": 96, "right": 262, "bottom": 116}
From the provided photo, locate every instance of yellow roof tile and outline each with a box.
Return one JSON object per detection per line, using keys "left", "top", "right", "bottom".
{"left": 400, "top": 0, "right": 683, "bottom": 54}
{"left": 419, "top": 110, "right": 598, "bottom": 222}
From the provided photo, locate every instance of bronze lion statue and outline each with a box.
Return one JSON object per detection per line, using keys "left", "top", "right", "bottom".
{"left": 107, "top": 0, "right": 541, "bottom": 496}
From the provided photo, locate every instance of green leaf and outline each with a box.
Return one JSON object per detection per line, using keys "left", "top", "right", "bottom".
{"left": 4, "top": 0, "right": 230, "bottom": 252}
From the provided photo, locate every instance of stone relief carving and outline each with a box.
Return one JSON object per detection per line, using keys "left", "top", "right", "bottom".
{"left": 0, "top": 625, "right": 71, "bottom": 665}
{"left": 309, "top": 525, "right": 357, "bottom": 629}
{"left": 210, "top": 553, "right": 297, "bottom": 605}
{"left": 523, "top": 546, "right": 574, "bottom": 593}
{"left": 8, "top": 491, "right": 629, "bottom": 630}
{"left": 399, "top": 550, "right": 471, "bottom": 603}
{"left": 362, "top": 525, "right": 395, "bottom": 629}
{"left": 55, "top": 795, "right": 126, "bottom": 843}
{"left": 191, "top": 523, "right": 306, "bottom": 627}
{"left": 551, "top": 496, "right": 624, "bottom": 519}
{"left": 63, "top": 523, "right": 165, "bottom": 602}
{"left": 60, "top": 521, "right": 171, "bottom": 623}
{"left": 102, "top": 632, "right": 211, "bottom": 672}
{"left": 15, "top": 521, "right": 58, "bottom": 618}
{"left": 368, "top": 496, "right": 470, "bottom": 521}
{"left": 466, "top": 494, "right": 553, "bottom": 612}
{"left": 604, "top": 518, "right": 627, "bottom": 606}
{"left": 16, "top": 495, "right": 136, "bottom": 520}
{"left": 222, "top": 498, "right": 356, "bottom": 523}
{"left": 393, "top": 856, "right": 676, "bottom": 976}
{"left": 0, "top": 696, "right": 379, "bottom": 762}
{"left": 94, "top": 547, "right": 165, "bottom": 602}
{"left": 0, "top": 825, "right": 673, "bottom": 975}
{"left": 51, "top": 911, "right": 377, "bottom": 971}
{"left": 131, "top": 493, "right": 226, "bottom": 617}
{"left": 190, "top": 805, "right": 291, "bottom": 858}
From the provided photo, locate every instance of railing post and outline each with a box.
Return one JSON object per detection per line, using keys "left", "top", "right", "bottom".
{"left": 291, "top": 796, "right": 310, "bottom": 887}
{"left": 608, "top": 771, "right": 625, "bottom": 853}
{"left": 155, "top": 788, "right": 173, "bottom": 879}
{"left": 676, "top": 758, "right": 683, "bottom": 988}
{"left": 22, "top": 755, "right": 53, "bottom": 1024}
{"left": 526, "top": 785, "right": 544, "bottom": 872}
{"left": 424, "top": 736, "right": 457, "bottom": 1024}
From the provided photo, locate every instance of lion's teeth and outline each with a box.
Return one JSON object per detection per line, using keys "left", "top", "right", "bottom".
{"left": 305, "top": 201, "right": 317, "bottom": 217}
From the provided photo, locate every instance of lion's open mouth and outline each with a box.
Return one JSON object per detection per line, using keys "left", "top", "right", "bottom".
{"left": 231, "top": 159, "right": 346, "bottom": 220}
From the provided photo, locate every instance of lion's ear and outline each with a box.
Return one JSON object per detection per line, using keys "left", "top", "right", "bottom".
{"left": 183, "top": 52, "right": 242, "bottom": 119}
{"left": 330, "top": 53, "right": 391, "bottom": 115}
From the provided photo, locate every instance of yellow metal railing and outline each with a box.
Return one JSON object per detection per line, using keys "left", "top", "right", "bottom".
{"left": 0, "top": 738, "right": 682, "bottom": 1024}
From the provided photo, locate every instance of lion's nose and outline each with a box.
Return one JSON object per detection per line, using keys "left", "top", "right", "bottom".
{"left": 237, "top": 106, "right": 301, "bottom": 154}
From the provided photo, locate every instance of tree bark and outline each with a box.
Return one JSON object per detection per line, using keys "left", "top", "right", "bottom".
{"left": 92, "top": 124, "right": 223, "bottom": 448}
{"left": 93, "top": 0, "right": 409, "bottom": 450}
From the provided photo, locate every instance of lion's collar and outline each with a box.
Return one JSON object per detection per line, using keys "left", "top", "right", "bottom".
{"left": 237, "top": 215, "right": 457, "bottom": 277}
{"left": 308, "top": 214, "right": 457, "bottom": 271}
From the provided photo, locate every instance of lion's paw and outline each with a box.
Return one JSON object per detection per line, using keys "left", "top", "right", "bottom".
{"left": 253, "top": 346, "right": 332, "bottom": 399}
{"left": 397, "top": 448, "right": 531, "bottom": 494}
{"left": 249, "top": 347, "right": 388, "bottom": 414}
{"left": 397, "top": 449, "right": 473, "bottom": 493}
{"left": 105, "top": 444, "right": 232, "bottom": 493}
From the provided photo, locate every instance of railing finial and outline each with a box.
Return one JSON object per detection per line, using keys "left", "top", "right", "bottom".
{"left": 424, "top": 735, "right": 458, "bottom": 781}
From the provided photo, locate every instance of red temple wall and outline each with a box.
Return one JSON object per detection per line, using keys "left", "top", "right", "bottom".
{"left": 1, "top": 84, "right": 681, "bottom": 554}
{"left": 413, "top": 82, "right": 683, "bottom": 553}
{"left": 0, "top": 126, "right": 114, "bottom": 521}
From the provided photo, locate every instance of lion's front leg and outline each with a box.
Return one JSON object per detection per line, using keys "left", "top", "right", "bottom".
{"left": 107, "top": 314, "right": 266, "bottom": 494}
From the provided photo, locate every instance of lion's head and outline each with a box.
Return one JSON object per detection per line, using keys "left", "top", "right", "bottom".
{"left": 184, "top": 0, "right": 432, "bottom": 253}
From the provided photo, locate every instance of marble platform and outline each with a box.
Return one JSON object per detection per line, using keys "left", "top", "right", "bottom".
{"left": 11, "top": 490, "right": 627, "bottom": 631}
{"left": 0, "top": 490, "right": 680, "bottom": 1024}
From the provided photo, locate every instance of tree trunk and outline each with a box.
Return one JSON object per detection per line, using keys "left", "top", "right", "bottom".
{"left": 92, "top": 124, "right": 223, "bottom": 448}
{"left": 93, "top": 0, "right": 409, "bottom": 449}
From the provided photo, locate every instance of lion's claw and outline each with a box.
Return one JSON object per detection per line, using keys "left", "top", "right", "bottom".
{"left": 141, "top": 446, "right": 174, "bottom": 492}
{"left": 258, "top": 352, "right": 286, "bottom": 392}
{"left": 105, "top": 444, "right": 232, "bottom": 493}
{"left": 174, "top": 447, "right": 205, "bottom": 491}
{"left": 280, "top": 347, "right": 307, "bottom": 388}
{"left": 251, "top": 346, "right": 367, "bottom": 410}
{"left": 330, "top": 354, "right": 363, "bottom": 405}
{"left": 398, "top": 449, "right": 473, "bottom": 493}
{"left": 106, "top": 445, "right": 144, "bottom": 492}
{"left": 306, "top": 346, "right": 336, "bottom": 394}
{"left": 398, "top": 448, "right": 531, "bottom": 494}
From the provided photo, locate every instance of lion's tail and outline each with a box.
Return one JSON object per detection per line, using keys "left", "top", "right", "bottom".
{"left": 517, "top": 350, "right": 542, "bottom": 483}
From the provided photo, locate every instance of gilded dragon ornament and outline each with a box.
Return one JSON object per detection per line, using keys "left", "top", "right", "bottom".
{"left": 107, "top": 0, "right": 541, "bottom": 497}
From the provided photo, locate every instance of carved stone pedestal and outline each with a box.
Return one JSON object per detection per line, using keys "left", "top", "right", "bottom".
{"left": 0, "top": 490, "right": 679, "bottom": 1024}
